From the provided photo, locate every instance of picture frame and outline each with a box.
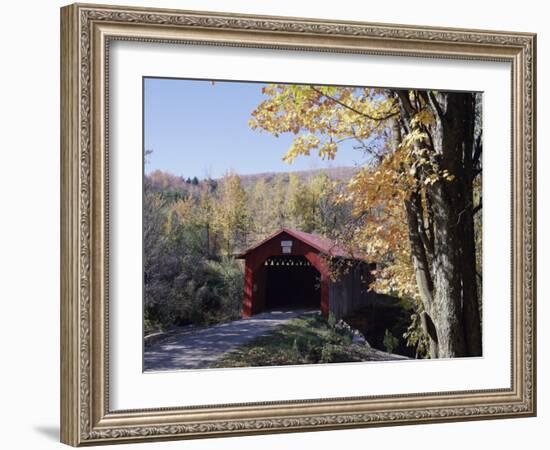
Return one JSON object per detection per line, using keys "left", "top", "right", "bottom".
{"left": 60, "top": 2, "right": 536, "bottom": 446}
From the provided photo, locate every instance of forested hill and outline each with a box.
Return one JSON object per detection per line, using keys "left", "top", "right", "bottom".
{"left": 144, "top": 164, "right": 360, "bottom": 262}
{"left": 145, "top": 166, "right": 359, "bottom": 195}
{"left": 143, "top": 165, "right": 361, "bottom": 332}
{"left": 235, "top": 166, "right": 359, "bottom": 189}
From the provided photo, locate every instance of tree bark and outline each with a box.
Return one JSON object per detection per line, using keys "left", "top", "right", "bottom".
{"left": 395, "top": 90, "right": 482, "bottom": 358}
{"left": 404, "top": 194, "right": 438, "bottom": 358}
{"left": 460, "top": 94, "right": 483, "bottom": 356}
{"left": 426, "top": 92, "right": 474, "bottom": 358}
{"left": 428, "top": 180, "right": 467, "bottom": 357}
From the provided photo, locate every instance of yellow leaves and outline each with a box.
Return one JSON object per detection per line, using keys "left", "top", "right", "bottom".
{"left": 261, "top": 84, "right": 277, "bottom": 96}
{"left": 399, "top": 129, "right": 429, "bottom": 152}
{"left": 171, "top": 197, "right": 196, "bottom": 222}
{"left": 282, "top": 134, "right": 320, "bottom": 164}
{"left": 248, "top": 83, "right": 455, "bottom": 304}
{"left": 399, "top": 113, "right": 458, "bottom": 189}
{"left": 341, "top": 201, "right": 418, "bottom": 299}
{"left": 410, "top": 108, "right": 434, "bottom": 128}
{"left": 247, "top": 117, "right": 258, "bottom": 130}
{"left": 441, "top": 169, "right": 455, "bottom": 181}
{"left": 423, "top": 174, "right": 438, "bottom": 186}
{"left": 337, "top": 153, "right": 423, "bottom": 300}
{"left": 422, "top": 168, "right": 455, "bottom": 186}
{"left": 318, "top": 141, "right": 338, "bottom": 160}
{"left": 250, "top": 84, "right": 398, "bottom": 167}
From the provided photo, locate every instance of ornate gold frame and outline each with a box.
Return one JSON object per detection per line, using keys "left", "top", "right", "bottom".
{"left": 60, "top": 3, "right": 536, "bottom": 446}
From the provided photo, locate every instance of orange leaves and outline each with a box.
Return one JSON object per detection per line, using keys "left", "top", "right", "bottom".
{"left": 339, "top": 150, "right": 420, "bottom": 300}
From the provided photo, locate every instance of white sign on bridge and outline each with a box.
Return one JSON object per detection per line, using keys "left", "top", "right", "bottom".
{"left": 281, "top": 240, "right": 293, "bottom": 253}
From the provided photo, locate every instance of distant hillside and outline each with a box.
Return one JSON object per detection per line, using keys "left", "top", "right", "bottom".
{"left": 234, "top": 166, "right": 360, "bottom": 190}
{"left": 145, "top": 166, "right": 360, "bottom": 195}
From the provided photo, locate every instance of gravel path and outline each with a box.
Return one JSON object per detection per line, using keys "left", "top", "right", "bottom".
{"left": 144, "top": 309, "right": 317, "bottom": 371}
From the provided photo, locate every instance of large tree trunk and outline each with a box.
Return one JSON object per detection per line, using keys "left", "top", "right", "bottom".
{"left": 404, "top": 194, "right": 439, "bottom": 358}
{"left": 396, "top": 90, "right": 482, "bottom": 358}
{"left": 427, "top": 92, "right": 479, "bottom": 358}
{"left": 428, "top": 181, "right": 467, "bottom": 357}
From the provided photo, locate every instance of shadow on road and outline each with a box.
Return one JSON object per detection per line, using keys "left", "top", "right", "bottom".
{"left": 144, "top": 309, "right": 319, "bottom": 372}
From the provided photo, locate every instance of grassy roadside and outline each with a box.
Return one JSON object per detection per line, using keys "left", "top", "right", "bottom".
{"left": 212, "top": 312, "right": 405, "bottom": 368}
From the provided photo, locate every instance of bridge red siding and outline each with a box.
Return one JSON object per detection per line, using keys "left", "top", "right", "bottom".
{"left": 241, "top": 231, "right": 330, "bottom": 318}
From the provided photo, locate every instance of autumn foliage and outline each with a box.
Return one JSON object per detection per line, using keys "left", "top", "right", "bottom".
{"left": 250, "top": 84, "right": 482, "bottom": 358}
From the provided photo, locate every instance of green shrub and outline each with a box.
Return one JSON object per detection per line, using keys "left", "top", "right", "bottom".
{"left": 383, "top": 329, "right": 399, "bottom": 354}
{"left": 320, "top": 344, "right": 348, "bottom": 363}
{"left": 292, "top": 336, "right": 322, "bottom": 362}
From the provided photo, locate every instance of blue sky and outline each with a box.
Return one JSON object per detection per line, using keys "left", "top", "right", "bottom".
{"left": 143, "top": 78, "right": 368, "bottom": 179}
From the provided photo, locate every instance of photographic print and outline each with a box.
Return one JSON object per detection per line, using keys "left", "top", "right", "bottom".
{"left": 143, "top": 78, "right": 483, "bottom": 372}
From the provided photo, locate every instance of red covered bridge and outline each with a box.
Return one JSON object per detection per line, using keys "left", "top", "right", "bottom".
{"left": 237, "top": 228, "right": 374, "bottom": 320}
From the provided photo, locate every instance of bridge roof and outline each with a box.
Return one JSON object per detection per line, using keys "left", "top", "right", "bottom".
{"left": 237, "top": 228, "right": 367, "bottom": 261}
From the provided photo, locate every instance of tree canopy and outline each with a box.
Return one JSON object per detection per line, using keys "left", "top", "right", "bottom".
{"left": 250, "top": 84, "right": 482, "bottom": 358}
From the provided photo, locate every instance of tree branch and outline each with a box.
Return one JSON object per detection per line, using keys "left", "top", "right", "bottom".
{"left": 427, "top": 91, "right": 445, "bottom": 121}
{"left": 404, "top": 193, "right": 434, "bottom": 307}
{"left": 396, "top": 90, "right": 416, "bottom": 119}
{"left": 311, "top": 86, "right": 399, "bottom": 121}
